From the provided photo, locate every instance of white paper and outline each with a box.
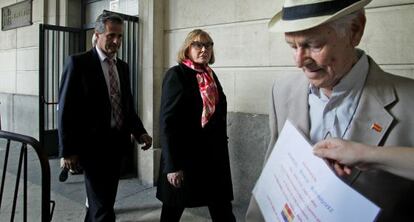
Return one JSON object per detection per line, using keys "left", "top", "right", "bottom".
{"left": 253, "top": 120, "right": 380, "bottom": 222}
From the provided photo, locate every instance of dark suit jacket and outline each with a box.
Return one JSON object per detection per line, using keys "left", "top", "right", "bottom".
{"left": 58, "top": 47, "right": 147, "bottom": 159}
{"left": 156, "top": 63, "right": 234, "bottom": 207}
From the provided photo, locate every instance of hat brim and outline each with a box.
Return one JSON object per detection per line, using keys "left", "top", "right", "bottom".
{"left": 268, "top": 0, "right": 372, "bottom": 33}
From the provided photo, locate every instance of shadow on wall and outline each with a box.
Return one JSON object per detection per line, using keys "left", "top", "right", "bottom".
{"left": 228, "top": 112, "right": 270, "bottom": 218}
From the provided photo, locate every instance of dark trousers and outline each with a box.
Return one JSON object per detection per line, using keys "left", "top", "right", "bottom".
{"left": 83, "top": 163, "right": 120, "bottom": 222}
{"left": 82, "top": 131, "right": 125, "bottom": 222}
{"left": 160, "top": 201, "right": 236, "bottom": 222}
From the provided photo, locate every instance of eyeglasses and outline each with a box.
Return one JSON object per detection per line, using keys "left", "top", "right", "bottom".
{"left": 191, "top": 41, "right": 214, "bottom": 50}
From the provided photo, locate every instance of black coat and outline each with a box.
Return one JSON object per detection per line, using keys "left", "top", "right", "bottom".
{"left": 58, "top": 48, "right": 147, "bottom": 160}
{"left": 156, "top": 63, "right": 234, "bottom": 207}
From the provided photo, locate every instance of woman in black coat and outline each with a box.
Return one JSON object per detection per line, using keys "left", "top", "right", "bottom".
{"left": 156, "top": 29, "right": 236, "bottom": 222}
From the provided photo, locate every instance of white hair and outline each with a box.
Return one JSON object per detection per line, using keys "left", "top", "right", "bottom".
{"left": 328, "top": 9, "right": 365, "bottom": 37}
{"left": 92, "top": 34, "right": 97, "bottom": 47}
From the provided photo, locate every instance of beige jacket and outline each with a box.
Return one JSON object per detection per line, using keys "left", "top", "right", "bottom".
{"left": 246, "top": 57, "right": 414, "bottom": 222}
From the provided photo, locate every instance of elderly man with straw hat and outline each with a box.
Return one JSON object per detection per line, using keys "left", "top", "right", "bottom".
{"left": 246, "top": 0, "right": 414, "bottom": 221}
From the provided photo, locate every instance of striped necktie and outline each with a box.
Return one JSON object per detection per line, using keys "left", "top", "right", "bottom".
{"left": 106, "top": 58, "right": 123, "bottom": 129}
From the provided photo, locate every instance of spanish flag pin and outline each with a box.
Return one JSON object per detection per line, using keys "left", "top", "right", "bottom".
{"left": 371, "top": 123, "right": 382, "bottom": 133}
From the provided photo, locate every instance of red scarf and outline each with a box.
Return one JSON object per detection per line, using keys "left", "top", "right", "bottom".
{"left": 182, "top": 59, "right": 219, "bottom": 128}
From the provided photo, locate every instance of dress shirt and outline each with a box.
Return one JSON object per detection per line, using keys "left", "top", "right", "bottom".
{"left": 309, "top": 50, "right": 369, "bottom": 144}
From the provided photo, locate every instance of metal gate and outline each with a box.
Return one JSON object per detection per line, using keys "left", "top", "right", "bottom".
{"left": 39, "top": 12, "right": 139, "bottom": 157}
{"left": 106, "top": 10, "right": 140, "bottom": 107}
{"left": 39, "top": 24, "right": 84, "bottom": 156}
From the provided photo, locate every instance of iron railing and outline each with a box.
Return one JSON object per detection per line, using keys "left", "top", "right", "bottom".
{"left": 0, "top": 130, "right": 54, "bottom": 221}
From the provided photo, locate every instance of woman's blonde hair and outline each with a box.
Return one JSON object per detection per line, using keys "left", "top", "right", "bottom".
{"left": 177, "top": 29, "right": 215, "bottom": 64}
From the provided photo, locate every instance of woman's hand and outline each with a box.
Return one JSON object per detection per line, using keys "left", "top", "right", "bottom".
{"left": 313, "top": 138, "right": 373, "bottom": 176}
{"left": 167, "top": 170, "right": 184, "bottom": 188}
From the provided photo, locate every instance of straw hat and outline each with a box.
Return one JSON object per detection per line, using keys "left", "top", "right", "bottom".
{"left": 268, "top": 0, "right": 372, "bottom": 32}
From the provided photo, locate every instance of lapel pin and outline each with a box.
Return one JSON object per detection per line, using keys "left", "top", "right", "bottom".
{"left": 371, "top": 123, "right": 382, "bottom": 133}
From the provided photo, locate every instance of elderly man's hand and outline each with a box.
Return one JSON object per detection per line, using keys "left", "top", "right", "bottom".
{"left": 60, "top": 155, "right": 79, "bottom": 171}
{"left": 139, "top": 133, "right": 153, "bottom": 150}
{"left": 167, "top": 170, "right": 184, "bottom": 188}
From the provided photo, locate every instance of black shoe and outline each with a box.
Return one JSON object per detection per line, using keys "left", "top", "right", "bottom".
{"left": 59, "top": 168, "right": 69, "bottom": 182}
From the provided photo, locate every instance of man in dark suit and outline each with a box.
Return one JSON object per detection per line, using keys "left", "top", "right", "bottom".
{"left": 58, "top": 11, "right": 152, "bottom": 222}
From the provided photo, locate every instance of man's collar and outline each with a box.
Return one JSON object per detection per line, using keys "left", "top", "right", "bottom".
{"left": 331, "top": 49, "right": 368, "bottom": 93}
{"left": 95, "top": 46, "right": 116, "bottom": 63}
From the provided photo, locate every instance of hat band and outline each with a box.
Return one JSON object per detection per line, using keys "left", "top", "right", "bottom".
{"left": 282, "top": 0, "right": 360, "bottom": 20}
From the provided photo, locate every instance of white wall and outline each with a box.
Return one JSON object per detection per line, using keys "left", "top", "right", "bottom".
{"left": 0, "top": 0, "right": 44, "bottom": 135}
{"left": 0, "top": 0, "right": 43, "bottom": 96}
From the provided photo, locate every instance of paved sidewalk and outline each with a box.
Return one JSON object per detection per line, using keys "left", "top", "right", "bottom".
{"left": 48, "top": 158, "right": 218, "bottom": 222}
{"left": 1, "top": 150, "right": 244, "bottom": 222}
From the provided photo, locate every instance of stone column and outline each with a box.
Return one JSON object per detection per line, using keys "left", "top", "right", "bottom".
{"left": 137, "top": 0, "right": 164, "bottom": 185}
